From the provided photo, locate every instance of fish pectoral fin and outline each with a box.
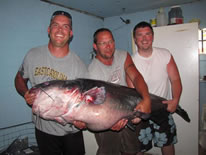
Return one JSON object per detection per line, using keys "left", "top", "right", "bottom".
{"left": 126, "top": 121, "right": 136, "bottom": 131}
{"left": 83, "top": 86, "right": 106, "bottom": 105}
{"left": 54, "top": 117, "right": 67, "bottom": 125}
{"left": 133, "top": 111, "right": 151, "bottom": 120}
{"left": 150, "top": 110, "right": 169, "bottom": 125}
{"left": 126, "top": 111, "right": 151, "bottom": 131}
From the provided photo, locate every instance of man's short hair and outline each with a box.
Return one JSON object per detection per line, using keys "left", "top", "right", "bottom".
{"left": 93, "top": 28, "right": 114, "bottom": 44}
{"left": 50, "top": 10, "right": 72, "bottom": 28}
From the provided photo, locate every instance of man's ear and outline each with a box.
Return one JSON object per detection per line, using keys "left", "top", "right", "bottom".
{"left": 93, "top": 43, "right": 97, "bottom": 51}
{"left": 70, "top": 30, "right": 73, "bottom": 37}
{"left": 47, "top": 26, "right": 51, "bottom": 37}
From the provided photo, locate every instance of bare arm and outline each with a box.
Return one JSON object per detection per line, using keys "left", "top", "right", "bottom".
{"left": 110, "top": 53, "right": 149, "bottom": 129}
{"left": 125, "top": 53, "right": 151, "bottom": 114}
{"left": 163, "top": 55, "right": 182, "bottom": 112}
{"left": 15, "top": 71, "right": 35, "bottom": 106}
{"left": 15, "top": 71, "right": 29, "bottom": 97}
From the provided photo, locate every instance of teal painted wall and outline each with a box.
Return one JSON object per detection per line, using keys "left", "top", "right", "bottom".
{"left": 0, "top": 0, "right": 103, "bottom": 127}
{"left": 104, "top": 0, "right": 206, "bottom": 54}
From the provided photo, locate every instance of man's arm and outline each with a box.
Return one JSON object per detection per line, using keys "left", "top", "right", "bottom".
{"left": 163, "top": 55, "right": 182, "bottom": 112}
{"left": 15, "top": 71, "right": 35, "bottom": 106}
{"left": 15, "top": 71, "right": 29, "bottom": 97}
{"left": 124, "top": 53, "right": 151, "bottom": 114}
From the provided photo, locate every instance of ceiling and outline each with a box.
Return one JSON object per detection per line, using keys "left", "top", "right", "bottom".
{"left": 41, "top": 0, "right": 199, "bottom": 19}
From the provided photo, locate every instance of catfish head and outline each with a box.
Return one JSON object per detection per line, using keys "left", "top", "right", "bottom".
{"left": 30, "top": 80, "right": 107, "bottom": 125}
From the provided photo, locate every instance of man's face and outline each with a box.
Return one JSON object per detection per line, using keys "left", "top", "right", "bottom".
{"left": 93, "top": 31, "right": 115, "bottom": 60}
{"left": 48, "top": 15, "right": 73, "bottom": 47}
{"left": 134, "top": 27, "right": 154, "bottom": 51}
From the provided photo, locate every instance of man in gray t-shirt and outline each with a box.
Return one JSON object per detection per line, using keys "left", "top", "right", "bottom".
{"left": 88, "top": 28, "right": 151, "bottom": 155}
{"left": 15, "top": 11, "right": 87, "bottom": 155}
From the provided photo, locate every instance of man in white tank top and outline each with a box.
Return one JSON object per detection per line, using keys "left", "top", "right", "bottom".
{"left": 88, "top": 28, "right": 151, "bottom": 155}
{"left": 132, "top": 22, "right": 182, "bottom": 155}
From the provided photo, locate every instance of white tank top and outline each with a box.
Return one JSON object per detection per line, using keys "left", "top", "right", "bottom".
{"left": 132, "top": 47, "right": 171, "bottom": 99}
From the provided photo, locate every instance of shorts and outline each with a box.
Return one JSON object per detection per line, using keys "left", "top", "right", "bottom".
{"left": 95, "top": 127, "right": 140, "bottom": 155}
{"left": 136, "top": 114, "right": 177, "bottom": 152}
{"left": 35, "top": 128, "right": 85, "bottom": 155}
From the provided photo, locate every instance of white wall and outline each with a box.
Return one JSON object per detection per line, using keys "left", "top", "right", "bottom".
{"left": 151, "top": 23, "right": 199, "bottom": 155}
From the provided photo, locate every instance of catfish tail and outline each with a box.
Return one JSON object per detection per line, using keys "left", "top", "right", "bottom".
{"left": 175, "top": 105, "right": 191, "bottom": 122}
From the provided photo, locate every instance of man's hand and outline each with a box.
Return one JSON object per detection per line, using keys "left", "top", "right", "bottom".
{"left": 131, "top": 117, "right": 141, "bottom": 124}
{"left": 111, "top": 119, "right": 128, "bottom": 131}
{"left": 24, "top": 91, "right": 36, "bottom": 106}
{"left": 132, "top": 98, "right": 151, "bottom": 124}
{"left": 73, "top": 121, "right": 87, "bottom": 130}
{"left": 162, "top": 99, "right": 178, "bottom": 113}
{"left": 135, "top": 98, "right": 151, "bottom": 114}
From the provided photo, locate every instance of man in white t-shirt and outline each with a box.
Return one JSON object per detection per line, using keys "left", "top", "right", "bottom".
{"left": 131, "top": 21, "right": 182, "bottom": 155}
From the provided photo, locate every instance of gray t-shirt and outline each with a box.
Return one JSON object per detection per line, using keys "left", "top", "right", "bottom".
{"left": 19, "top": 45, "right": 88, "bottom": 136}
{"left": 88, "top": 49, "right": 127, "bottom": 86}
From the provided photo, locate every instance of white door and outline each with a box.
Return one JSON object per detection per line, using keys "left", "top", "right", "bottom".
{"left": 148, "top": 23, "right": 199, "bottom": 155}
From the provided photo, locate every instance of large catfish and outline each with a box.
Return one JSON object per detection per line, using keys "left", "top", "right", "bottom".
{"left": 30, "top": 78, "right": 190, "bottom": 131}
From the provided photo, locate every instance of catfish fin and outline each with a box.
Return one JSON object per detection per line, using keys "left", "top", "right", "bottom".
{"left": 175, "top": 105, "right": 191, "bottom": 122}
{"left": 54, "top": 117, "right": 67, "bottom": 125}
{"left": 126, "top": 111, "right": 150, "bottom": 131}
{"left": 150, "top": 109, "right": 170, "bottom": 125}
{"left": 133, "top": 111, "right": 151, "bottom": 120}
{"left": 126, "top": 121, "right": 136, "bottom": 131}
{"left": 83, "top": 86, "right": 106, "bottom": 105}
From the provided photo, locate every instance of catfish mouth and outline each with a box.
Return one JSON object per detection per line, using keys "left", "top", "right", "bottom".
{"left": 29, "top": 85, "right": 54, "bottom": 99}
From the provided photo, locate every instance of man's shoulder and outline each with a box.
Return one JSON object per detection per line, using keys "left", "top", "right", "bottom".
{"left": 153, "top": 47, "right": 171, "bottom": 57}
{"left": 25, "top": 45, "right": 47, "bottom": 59}
{"left": 153, "top": 47, "right": 171, "bottom": 63}
{"left": 69, "top": 51, "right": 86, "bottom": 64}
{"left": 27, "top": 45, "right": 47, "bottom": 55}
{"left": 114, "top": 49, "right": 128, "bottom": 59}
{"left": 153, "top": 47, "right": 170, "bottom": 54}
{"left": 69, "top": 51, "right": 80, "bottom": 59}
{"left": 67, "top": 52, "right": 87, "bottom": 71}
{"left": 115, "top": 49, "right": 128, "bottom": 54}
{"left": 29, "top": 45, "right": 47, "bottom": 51}
{"left": 88, "top": 59, "right": 98, "bottom": 70}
